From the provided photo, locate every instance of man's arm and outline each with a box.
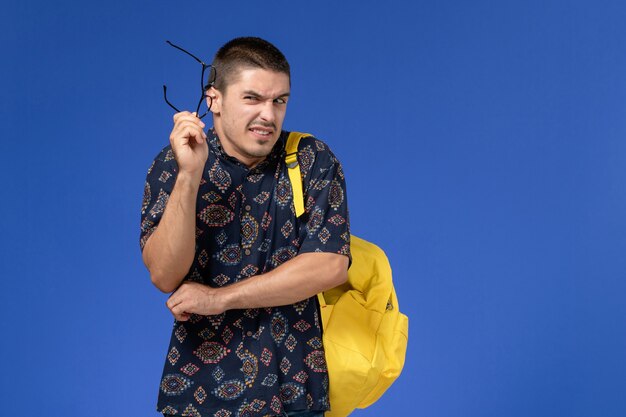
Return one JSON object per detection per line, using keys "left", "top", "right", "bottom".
{"left": 166, "top": 252, "right": 348, "bottom": 320}
{"left": 142, "top": 111, "right": 208, "bottom": 293}
{"left": 142, "top": 172, "right": 201, "bottom": 293}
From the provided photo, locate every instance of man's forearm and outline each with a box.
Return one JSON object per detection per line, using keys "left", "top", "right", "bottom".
{"left": 167, "top": 252, "right": 350, "bottom": 319}
{"left": 222, "top": 252, "right": 349, "bottom": 310}
{"left": 143, "top": 172, "right": 201, "bottom": 292}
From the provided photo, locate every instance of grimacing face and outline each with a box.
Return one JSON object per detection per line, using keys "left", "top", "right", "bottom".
{"left": 208, "top": 68, "right": 290, "bottom": 168}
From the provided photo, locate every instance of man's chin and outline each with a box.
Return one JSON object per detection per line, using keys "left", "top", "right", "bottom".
{"left": 248, "top": 147, "right": 273, "bottom": 158}
{"left": 252, "top": 138, "right": 279, "bottom": 154}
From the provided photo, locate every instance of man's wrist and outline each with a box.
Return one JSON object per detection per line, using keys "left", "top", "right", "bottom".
{"left": 176, "top": 170, "right": 203, "bottom": 189}
{"left": 221, "top": 283, "right": 243, "bottom": 311}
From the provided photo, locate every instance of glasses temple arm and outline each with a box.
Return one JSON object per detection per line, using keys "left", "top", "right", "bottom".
{"left": 163, "top": 85, "right": 181, "bottom": 113}
{"left": 166, "top": 40, "right": 206, "bottom": 65}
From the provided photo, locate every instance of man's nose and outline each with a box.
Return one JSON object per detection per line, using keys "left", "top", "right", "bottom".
{"left": 259, "top": 100, "right": 276, "bottom": 122}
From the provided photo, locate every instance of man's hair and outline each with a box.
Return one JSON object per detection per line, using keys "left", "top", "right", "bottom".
{"left": 210, "top": 37, "right": 290, "bottom": 92}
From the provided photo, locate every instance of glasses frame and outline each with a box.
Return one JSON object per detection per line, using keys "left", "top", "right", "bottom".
{"left": 163, "top": 40, "right": 217, "bottom": 119}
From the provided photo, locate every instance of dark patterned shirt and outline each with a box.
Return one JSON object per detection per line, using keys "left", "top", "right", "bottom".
{"left": 140, "top": 129, "right": 350, "bottom": 417}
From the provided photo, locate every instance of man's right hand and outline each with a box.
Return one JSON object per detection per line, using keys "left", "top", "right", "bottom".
{"left": 170, "top": 111, "right": 209, "bottom": 178}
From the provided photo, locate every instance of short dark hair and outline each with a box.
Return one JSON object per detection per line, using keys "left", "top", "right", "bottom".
{"left": 211, "top": 37, "right": 290, "bottom": 92}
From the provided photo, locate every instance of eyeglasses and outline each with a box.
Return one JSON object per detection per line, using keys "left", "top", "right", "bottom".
{"left": 163, "top": 40, "right": 217, "bottom": 119}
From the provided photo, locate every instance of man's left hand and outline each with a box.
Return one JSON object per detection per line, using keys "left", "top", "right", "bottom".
{"left": 166, "top": 282, "right": 228, "bottom": 321}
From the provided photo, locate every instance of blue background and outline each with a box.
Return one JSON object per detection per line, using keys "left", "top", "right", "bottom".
{"left": 2, "top": 1, "right": 626, "bottom": 416}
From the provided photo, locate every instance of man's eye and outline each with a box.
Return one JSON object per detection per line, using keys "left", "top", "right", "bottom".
{"left": 244, "top": 96, "right": 258, "bottom": 101}
{"left": 275, "top": 98, "right": 287, "bottom": 104}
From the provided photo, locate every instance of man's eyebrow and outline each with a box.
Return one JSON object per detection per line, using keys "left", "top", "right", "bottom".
{"left": 243, "top": 90, "right": 290, "bottom": 99}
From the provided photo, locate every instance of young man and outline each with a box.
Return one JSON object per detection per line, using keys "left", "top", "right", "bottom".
{"left": 140, "top": 37, "right": 351, "bottom": 417}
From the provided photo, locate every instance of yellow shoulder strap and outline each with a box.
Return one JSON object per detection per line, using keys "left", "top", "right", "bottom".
{"left": 286, "top": 132, "right": 331, "bottom": 323}
{"left": 285, "top": 131, "right": 311, "bottom": 218}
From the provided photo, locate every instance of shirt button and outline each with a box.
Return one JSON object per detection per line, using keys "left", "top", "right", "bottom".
{"left": 244, "top": 249, "right": 251, "bottom": 256}
{"left": 246, "top": 331, "right": 253, "bottom": 337}
{"left": 245, "top": 205, "right": 252, "bottom": 211}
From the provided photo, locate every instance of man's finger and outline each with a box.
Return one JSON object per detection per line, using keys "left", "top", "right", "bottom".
{"left": 172, "top": 121, "right": 205, "bottom": 137}
{"left": 170, "top": 297, "right": 192, "bottom": 316}
{"left": 174, "top": 312, "right": 190, "bottom": 322}
{"left": 172, "top": 126, "right": 207, "bottom": 145}
{"left": 174, "top": 113, "right": 205, "bottom": 128}
{"left": 173, "top": 111, "right": 193, "bottom": 123}
{"left": 166, "top": 294, "right": 181, "bottom": 310}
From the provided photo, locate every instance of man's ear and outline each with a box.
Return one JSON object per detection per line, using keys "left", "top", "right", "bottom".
{"left": 206, "top": 86, "right": 221, "bottom": 114}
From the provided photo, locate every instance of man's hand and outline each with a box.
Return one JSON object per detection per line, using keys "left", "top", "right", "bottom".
{"left": 170, "top": 111, "right": 209, "bottom": 178}
{"left": 166, "top": 282, "right": 229, "bottom": 321}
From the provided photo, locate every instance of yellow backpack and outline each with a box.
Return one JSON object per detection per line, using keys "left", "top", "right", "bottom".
{"left": 286, "top": 132, "right": 410, "bottom": 417}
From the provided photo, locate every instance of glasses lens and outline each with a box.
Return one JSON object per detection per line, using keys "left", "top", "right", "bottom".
{"left": 203, "top": 66, "right": 216, "bottom": 90}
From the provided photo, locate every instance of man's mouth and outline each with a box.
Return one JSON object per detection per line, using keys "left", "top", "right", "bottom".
{"left": 249, "top": 127, "right": 273, "bottom": 137}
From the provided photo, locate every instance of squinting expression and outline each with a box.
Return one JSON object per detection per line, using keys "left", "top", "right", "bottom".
{"left": 209, "top": 68, "right": 290, "bottom": 168}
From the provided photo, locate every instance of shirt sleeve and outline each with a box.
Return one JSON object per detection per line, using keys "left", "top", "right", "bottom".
{"left": 296, "top": 136, "right": 351, "bottom": 261}
{"left": 139, "top": 147, "right": 178, "bottom": 251}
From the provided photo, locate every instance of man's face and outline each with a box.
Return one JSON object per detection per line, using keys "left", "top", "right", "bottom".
{"left": 209, "top": 68, "right": 290, "bottom": 168}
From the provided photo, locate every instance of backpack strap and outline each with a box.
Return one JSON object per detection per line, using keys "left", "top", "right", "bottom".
{"left": 285, "top": 131, "right": 312, "bottom": 218}
{"left": 285, "top": 131, "right": 331, "bottom": 321}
